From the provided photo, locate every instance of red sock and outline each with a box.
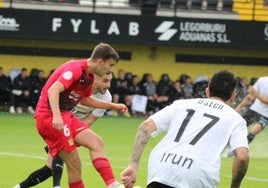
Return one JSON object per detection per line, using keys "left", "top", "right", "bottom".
{"left": 69, "top": 180, "right": 84, "bottom": 188}
{"left": 92, "top": 157, "right": 116, "bottom": 186}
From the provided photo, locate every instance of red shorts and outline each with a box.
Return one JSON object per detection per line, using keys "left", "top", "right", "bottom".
{"left": 35, "top": 111, "right": 88, "bottom": 157}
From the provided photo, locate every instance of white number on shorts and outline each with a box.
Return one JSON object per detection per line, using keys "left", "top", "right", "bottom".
{"left": 63, "top": 124, "right": 70, "bottom": 137}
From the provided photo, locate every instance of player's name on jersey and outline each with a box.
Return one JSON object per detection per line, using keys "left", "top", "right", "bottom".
{"left": 160, "top": 152, "right": 193, "bottom": 170}
{"left": 197, "top": 99, "right": 224, "bottom": 110}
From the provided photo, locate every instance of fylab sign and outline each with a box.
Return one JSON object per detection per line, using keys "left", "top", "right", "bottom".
{"left": 52, "top": 18, "right": 140, "bottom": 36}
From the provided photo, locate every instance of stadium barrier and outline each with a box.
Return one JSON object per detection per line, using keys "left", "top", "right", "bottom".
{"left": 0, "top": 0, "right": 267, "bottom": 20}
{"left": 0, "top": 8, "right": 267, "bottom": 49}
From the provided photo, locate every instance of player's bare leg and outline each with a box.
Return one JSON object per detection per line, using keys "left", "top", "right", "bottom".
{"left": 248, "top": 123, "right": 263, "bottom": 143}
{"left": 75, "top": 129, "right": 121, "bottom": 188}
{"left": 58, "top": 149, "right": 84, "bottom": 188}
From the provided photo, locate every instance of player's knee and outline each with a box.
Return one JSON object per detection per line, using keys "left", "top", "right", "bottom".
{"left": 86, "top": 136, "right": 105, "bottom": 155}
{"left": 253, "top": 123, "right": 263, "bottom": 133}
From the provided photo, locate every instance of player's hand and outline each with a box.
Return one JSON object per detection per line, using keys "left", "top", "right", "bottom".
{"left": 234, "top": 106, "right": 240, "bottom": 112}
{"left": 52, "top": 114, "right": 64, "bottom": 130}
{"left": 112, "top": 103, "right": 128, "bottom": 113}
{"left": 121, "top": 166, "right": 137, "bottom": 188}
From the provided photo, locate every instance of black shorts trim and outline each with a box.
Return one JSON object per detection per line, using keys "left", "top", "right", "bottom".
{"left": 44, "top": 146, "right": 49, "bottom": 153}
{"left": 147, "top": 181, "right": 175, "bottom": 188}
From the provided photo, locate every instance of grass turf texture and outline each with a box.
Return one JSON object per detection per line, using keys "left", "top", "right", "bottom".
{"left": 0, "top": 112, "right": 267, "bottom": 188}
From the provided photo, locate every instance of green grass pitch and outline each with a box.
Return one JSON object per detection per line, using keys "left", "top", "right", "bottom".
{"left": 0, "top": 112, "right": 267, "bottom": 188}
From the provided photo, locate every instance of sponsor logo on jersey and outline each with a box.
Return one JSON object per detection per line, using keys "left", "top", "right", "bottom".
{"left": 63, "top": 71, "right": 73, "bottom": 80}
{"left": 69, "top": 90, "right": 80, "bottom": 102}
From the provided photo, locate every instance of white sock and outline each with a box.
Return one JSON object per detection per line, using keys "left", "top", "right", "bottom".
{"left": 108, "top": 181, "right": 121, "bottom": 188}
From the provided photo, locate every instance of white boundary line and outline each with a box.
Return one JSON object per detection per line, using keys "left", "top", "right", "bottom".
{"left": 223, "top": 175, "right": 268, "bottom": 182}
{"left": 0, "top": 151, "right": 46, "bottom": 160}
{"left": 1, "top": 151, "right": 268, "bottom": 183}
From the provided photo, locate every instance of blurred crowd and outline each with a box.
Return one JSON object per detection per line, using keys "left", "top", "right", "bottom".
{"left": 0, "top": 66, "right": 258, "bottom": 117}
{"left": 0, "top": 67, "right": 47, "bottom": 114}
{"left": 108, "top": 69, "right": 208, "bottom": 117}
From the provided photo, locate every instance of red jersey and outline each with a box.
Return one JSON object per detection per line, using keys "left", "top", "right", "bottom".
{"left": 35, "top": 59, "right": 94, "bottom": 115}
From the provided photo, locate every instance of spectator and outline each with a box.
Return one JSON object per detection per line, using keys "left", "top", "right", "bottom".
{"left": 181, "top": 75, "right": 194, "bottom": 99}
{"left": 9, "top": 68, "right": 34, "bottom": 114}
{"left": 30, "top": 69, "right": 47, "bottom": 109}
{"left": 0, "top": 66, "right": 11, "bottom": 108}
{"left": 193, "top": 75, "right": 209, "bottom": 98}
{"left": 139, "top": 73, "right": 150, "bottom": 88}
{"left": 124, "top": 71, "right": 133, "bottom": 86}
{"left": 157, "top": 73, "right": 172, "bottom": 97}
{"left": 8, "top": 67, "right": 21, "bottom": 86}
{"left": 112, "top": 69, "right": 130, "bottom": 117}
{"left": 126, "top": 75, "right": 142, "bottom": 96}
{"left": 141, "top": 73, "right": 158, "bottom": 115}
{"left": 125, "top": 75, "right": 143, "bottom": 116}
{"left": 167, "top": 80, "right": 184, "bottom": 104}
{"left": 178, "top": 74, "right": 188, "bottom": 85}
{"left": 113, "top": 69, "right": 128, "bottom": 103}
{"left": 108, "top": 72, "right": 116, "bottom": 95}
{"left": 156, "top": 73, "right": 172, "bottom": 110}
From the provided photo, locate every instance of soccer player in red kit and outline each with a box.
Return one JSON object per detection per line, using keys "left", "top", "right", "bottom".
{"left": 35, "top": 43, "right": 128, "bottom": 188}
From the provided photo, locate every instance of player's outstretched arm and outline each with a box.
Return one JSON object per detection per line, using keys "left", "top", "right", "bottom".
{"left": 235, "top": 94, "right": 254, "bottom": 112}
{"left": 80, "top": 96, "right": 128, "bottom": 112}
{"left": 231, "top": 147, "right": 249, "bottom": 188}
{"left": 121, "top": 119, "right": 157, "bottom": 188}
